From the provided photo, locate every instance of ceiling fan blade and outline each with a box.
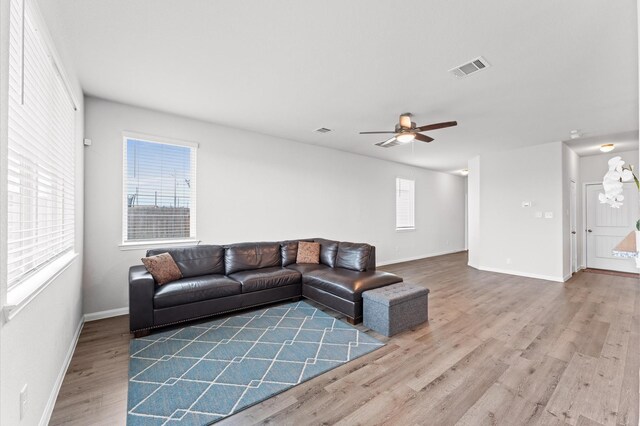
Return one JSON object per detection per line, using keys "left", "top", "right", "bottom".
{"left": 360, "top": 131, "right": 396, "bottom": 134}
{"left": 375, "top": 137, "right": 399, "bottom": 148}
{"left": 399, "top": 114, "right": 412, "bottom": 129}
{"left": 414, "top": 133, "right": 434, "bottom": 143}
{"left": 416, "top": 121, "right": 458, "bottom": 132}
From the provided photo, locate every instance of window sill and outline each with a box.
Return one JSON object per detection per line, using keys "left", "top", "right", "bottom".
{"left": 119, "top": 239, "right": 200, "bottom": 251}
{"left": 3, "top": 251, "right": 79, "bottom": 322}
{"left": 396, "top": 228, "right": 416, "bottom": 232}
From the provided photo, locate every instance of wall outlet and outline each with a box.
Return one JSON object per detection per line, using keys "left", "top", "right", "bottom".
{"left": 544, "top": 212, "right": 553, "bottom": 219}
{"left": 534, "top": 211, "right": 543, "bottom": 218}
{"left": 20, "top": 384, "right": 28, "bottom": 420}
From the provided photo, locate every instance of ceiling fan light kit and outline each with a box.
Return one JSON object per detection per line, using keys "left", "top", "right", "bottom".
{"left": 360, "top": 113, "right": 457, "bottom": 148}
{"left": 396, "top": 133, "right": 416, "bottom": 143}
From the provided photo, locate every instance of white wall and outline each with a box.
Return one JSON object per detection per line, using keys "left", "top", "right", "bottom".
{"left": 468, "top": 143, "right": 639, "bottom": 280}
{"left": 468, "top": 142, "right": 565, "bottom": 281}
{"left": 0, "top": 1, "right": 85, "bottom": 424}
{"left": 83, "top": 97, "right": 466, "bottom": 316}
{"left": 467, "top": 156, "right": 481, "bottom": 268}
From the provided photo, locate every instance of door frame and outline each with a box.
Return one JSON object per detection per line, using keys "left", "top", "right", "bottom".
{"left": 582, "top": 181, "right": 601, "bottom": 270}
{"left": 570, "top": 180, "right": 577, "bottom": 273}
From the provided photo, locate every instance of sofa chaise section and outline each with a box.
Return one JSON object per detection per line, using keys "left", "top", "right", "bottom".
{"left": 285, "top": 239, "right": 403, "bottom": 323}
{"left": 302, "top": 269, "right": 402, "bottom": 322}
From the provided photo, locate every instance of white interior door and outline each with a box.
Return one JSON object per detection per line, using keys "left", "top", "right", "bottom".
{"left": 570, "top": 181, "right": 577, "bottom": 273}
{"left": 586, "top": 183, "right": 638, "bottom": 273}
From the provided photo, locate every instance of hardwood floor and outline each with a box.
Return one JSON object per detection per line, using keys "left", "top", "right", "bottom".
{"left": 50, "top": 252, "right": 640, "bottom": 426}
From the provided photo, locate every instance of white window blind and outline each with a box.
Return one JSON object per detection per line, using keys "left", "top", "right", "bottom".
{"left": 122, "top": 135, "right": 197, "bottom": 243}
{"left": 396, "top": 178, "right": 415, "bottom": 230}
{"left": 7, "top": 0, "right": 76, "bottom": 290}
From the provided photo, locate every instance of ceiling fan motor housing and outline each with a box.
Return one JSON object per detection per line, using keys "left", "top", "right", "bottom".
{"left": 395, "top": 122, "right": 416, "bottom": 132}
{"left": 399, "top": 113, "right": 414, "bottom": 130}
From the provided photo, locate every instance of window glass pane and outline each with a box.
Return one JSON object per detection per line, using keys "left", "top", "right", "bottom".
{"left": 396, "top": 178, "right": 415, "bottom": 229}
{"left": 123, "top": 138, "right": 196, "bottom": 242}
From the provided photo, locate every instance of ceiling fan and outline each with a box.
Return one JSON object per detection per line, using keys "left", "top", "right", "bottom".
{"left": 360, "top": 113, "right": 457, "bottom": 148}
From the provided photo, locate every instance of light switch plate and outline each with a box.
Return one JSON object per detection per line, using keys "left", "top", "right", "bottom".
{"left": 522, "top": 201, "right": 531, "bottom": 208}
{"left": 534, "top": 212, "right": 543, "bottom": 218}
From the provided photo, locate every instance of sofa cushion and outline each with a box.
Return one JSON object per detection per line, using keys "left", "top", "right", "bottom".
{"left": 225, "top": 242, "right": 281, "bottom": 275}
{"left": 141, "top": 253, "right": 183, "bottom": 285}
{"left": 303, "top": 268, "right": 402, "bottom": 302}
{"left": 335, "top": 242, "right": 372, "bottom": 272}
{"left": 296, "top": 241, "right": 320, "bottom": 264}
{"left": 314, "top": 238, "right": 339, "bottom": 267}
{"left": 286, "top": 263, "right": 331, "bottom": 275}
{"left": 147, "top": 245, "right": 225, "bottom": 277}
{"left": 280, "top": 241, "right": 299, "bottom": 267}
{"left": 153, "top": 274, "right": 241, "bottom": 309}
{"left": 229, "top": 267, "right": 302, "bottom": 293}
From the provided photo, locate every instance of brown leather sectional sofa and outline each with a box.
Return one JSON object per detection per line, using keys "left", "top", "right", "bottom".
{"left": 128, "top": 238, "right": 403, "bottom": 336}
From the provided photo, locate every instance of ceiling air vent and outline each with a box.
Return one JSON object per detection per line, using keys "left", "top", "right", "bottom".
{"left": 449, "top": 56, "right": 490, "bottom": 78}
{"left": 314, "top": 127, "right": 332, "bottom": 133}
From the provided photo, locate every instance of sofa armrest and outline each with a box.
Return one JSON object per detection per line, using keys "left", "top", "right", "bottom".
{"left": 129, "top": 265, "right": 156, "bottom": 332}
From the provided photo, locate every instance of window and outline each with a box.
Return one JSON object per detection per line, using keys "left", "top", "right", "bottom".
{"left": 396, "top": 178, "right": 415, "bottom": 230}
{"left": 122, "top": 135, "right": 197, "bottom": 244}
{"left": 7, "top": 0, "right": 77, "bottom": 291}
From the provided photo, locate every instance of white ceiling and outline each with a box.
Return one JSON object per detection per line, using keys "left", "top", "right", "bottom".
{"left": 38, "top": 0, "right": 639, "bottom": 172}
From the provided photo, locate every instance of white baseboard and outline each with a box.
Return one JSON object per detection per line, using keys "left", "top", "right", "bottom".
{"left": 84, "top": 307, "right": 129, "bottom": 322}
{"left": 477, "top": 265, "right": 565, "bottom": 283}
{"left": 377, "top": 249, "right": 466, "bottom": 267}
{"left": 39, "top": 318, "right": 84, "bottom": 426}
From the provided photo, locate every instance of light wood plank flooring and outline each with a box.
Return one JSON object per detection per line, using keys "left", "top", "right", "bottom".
{"left": 50, "top": 252, "right": 640, "bottom": 425}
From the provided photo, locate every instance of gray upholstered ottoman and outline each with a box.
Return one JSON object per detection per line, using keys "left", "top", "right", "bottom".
{"left": 362, "top": 283, "right": 429, "bottom": 336}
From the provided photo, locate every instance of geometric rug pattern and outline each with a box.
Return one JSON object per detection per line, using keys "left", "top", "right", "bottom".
{"left": 127, "top": 301, "right": 384, "bottom": 425}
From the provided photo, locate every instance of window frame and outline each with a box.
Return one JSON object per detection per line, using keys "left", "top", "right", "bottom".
{"left": 120, "top": 132, "right": 198, "bottom": 249}
{"left": 395, "top": 177, "right": 416, "bottom": 231}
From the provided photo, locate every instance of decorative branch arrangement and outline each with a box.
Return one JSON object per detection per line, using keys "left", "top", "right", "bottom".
{"left": 599, "top": 156, "right": 639, "bottom": 230}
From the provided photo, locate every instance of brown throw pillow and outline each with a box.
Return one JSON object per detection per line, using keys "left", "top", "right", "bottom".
{"left": 296, "top": 241, "right": 320, "bottom": 264}
{"left": 141, "top": 253, "right": 183, "bottom": 285}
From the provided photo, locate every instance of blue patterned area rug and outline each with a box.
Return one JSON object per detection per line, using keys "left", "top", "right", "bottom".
{"left": 127, "top": 301, "right": 384, "bottom": 425}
